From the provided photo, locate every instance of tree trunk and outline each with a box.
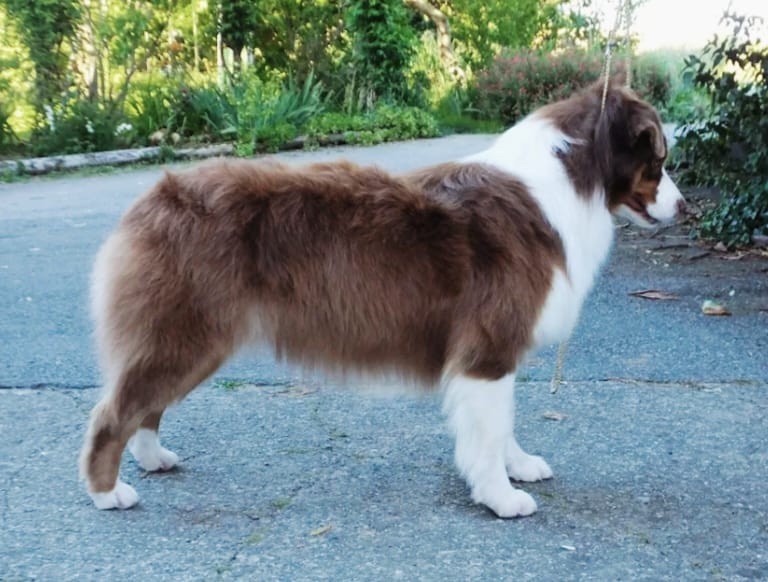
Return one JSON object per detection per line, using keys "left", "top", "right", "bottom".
{"left": 216, "top": 3, "right": 226, "bottom": 85}
{"left": 77, "top": 0, "right": 100, "bottom": 101}
{"left": 403, "top": 0, "right": 465, "bottom": 82}
{"left": 192, "top": 5, "right": 200, "bottom": 71}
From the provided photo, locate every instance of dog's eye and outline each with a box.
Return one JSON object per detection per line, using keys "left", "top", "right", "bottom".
{"left": 647, "top": 159, "right": 663, "bottom": 177}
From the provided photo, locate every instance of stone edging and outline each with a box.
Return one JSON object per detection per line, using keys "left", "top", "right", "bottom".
{"left": 0, "top": 133, "right": 355, "bottom": 177}
{"left": 0, "top": 144, "right": 236, "bottom": 176}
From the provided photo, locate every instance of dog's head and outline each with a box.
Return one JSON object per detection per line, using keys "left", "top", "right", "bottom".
{"left": 594, "top": 82, "right": 685, "bottom": 227}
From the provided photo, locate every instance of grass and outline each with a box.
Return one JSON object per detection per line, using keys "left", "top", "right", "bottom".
{"left": 271, "top": 497, "right": 292, "bottom": 510}
{"left": 214, "top": 378, "right": 250, "bottom": 391}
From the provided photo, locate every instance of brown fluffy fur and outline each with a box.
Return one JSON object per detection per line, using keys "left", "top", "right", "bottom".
{"left": 80, "top": 157, "right": 564, "bottom": 492}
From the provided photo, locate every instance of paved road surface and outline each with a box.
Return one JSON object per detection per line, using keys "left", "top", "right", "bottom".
{"left": 1, "top": 136, "right": 766, "bottom": 580}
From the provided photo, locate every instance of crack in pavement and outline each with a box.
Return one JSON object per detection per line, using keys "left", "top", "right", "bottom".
{"left": 0, "top": 383, "right": 99, "bottom": 391}
{"left": 0, "top": 378, "right": 762, "bottom": 394}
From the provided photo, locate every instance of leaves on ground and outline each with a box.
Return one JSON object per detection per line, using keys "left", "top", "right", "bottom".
{"left": 310, "top": 524, "right": 333, "bottom": 537}
{"left": 542, "top": 411, "right": 567, "bottom": 421}
{"left": 629, "top": 289, "right": 679, "bottom": 301}
{"left": 701, "top": 300, "right": 731, "bottom": 316}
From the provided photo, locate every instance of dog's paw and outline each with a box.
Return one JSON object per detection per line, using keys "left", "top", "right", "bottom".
{"left": 474, "top": 485, "right": 537, "bottom": 518}
{"left": 506, "top": 452, "right": 553, "bottom": 482}
{"left": 129, "top": 429, "right": 179, "bottom": 472}
{"left": 134, "top": 446, "right": 179, "bottom": 472}
{"left": 89, "top": 480, "right": 139, "bottom": 510}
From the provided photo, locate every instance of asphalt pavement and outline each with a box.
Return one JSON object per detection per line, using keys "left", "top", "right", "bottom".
{"left": 1, "top": 136, "right": 766, "bottom": 581}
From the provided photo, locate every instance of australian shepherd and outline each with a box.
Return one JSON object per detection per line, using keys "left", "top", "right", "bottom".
{"left": 80, "top": 81, "right": 685, "bottom": 517}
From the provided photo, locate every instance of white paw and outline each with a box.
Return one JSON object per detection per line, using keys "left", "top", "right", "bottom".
{"left": 89, "top": 480, "right": 139, "bottom": 510}
{"left": 474, "top": 485, "right": 537, "bottom": 518}
{"left": 506, "top": 453, "right": 554, "bottom": 482}
{"left": 129, "top": 429, "right": 179, "bottom": 472}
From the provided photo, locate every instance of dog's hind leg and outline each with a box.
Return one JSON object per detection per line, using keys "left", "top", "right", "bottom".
{"left": 80, "top": 353, "right": 225, "bottom": 510}
{"left": 128, "top": 410, "right": 179, "bottom": 472}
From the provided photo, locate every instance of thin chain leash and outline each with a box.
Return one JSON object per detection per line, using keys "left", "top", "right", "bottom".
{"left": 551, "top": 0, "right": 629, "bottom": 394}
{"left": 600, "top": 0, "right": 628, "bottom": 113}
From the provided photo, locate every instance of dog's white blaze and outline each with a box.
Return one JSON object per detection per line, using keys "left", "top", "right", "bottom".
{"left": 466, "top": 115, "right": 615, "bottom": 347}
{"left": 646, "top": 169, "right": 683, "bottom": 223}
{"left": 443, "top": 373, "right": 538, "bottom": 518}
{"left": 616, "top": 168, "right": 683, "bottom": 228}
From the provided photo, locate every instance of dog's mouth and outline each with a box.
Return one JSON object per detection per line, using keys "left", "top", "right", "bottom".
{"left": 623, "top": 196, "right": 660, "bottom": 226}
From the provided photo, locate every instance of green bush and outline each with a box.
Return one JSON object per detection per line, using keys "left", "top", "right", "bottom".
{"left": 127, "top": 76, "right": 181, "bottom": 140}
{"left": 674, "top": 13, "right": 768, "bottom": 247}
{"left": 232, "top": 71, "right": 327, "bottom": 152}
{"left": 0, "top": 103, "right": 17, "bottom": 151}
{"left": 633, "top": 50, "right": 708, "bottom": 122}
{"left": 125, "top": 71, "right": 326, "bottom": 151}
{"left": 472, "top": 48, "right": 671, "bottom": 125}
{"left": 31, "top": 96, "right": 132, "bottom": 155}
{"left": 307, "top": 104, "right": 440, "bottom": 146}
{"left": 346, "top": 0, "right": 416, "bottom": 104}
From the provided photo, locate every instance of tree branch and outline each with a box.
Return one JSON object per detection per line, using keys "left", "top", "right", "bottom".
{"left": 403, "top": 0, "right": 465, "bottom": 82}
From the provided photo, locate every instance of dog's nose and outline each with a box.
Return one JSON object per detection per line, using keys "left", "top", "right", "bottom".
{"left": 675, "top": 198, "right": 688, "bottom": 220}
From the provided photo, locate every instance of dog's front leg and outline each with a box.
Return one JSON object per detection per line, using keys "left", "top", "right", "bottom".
{"left": 504, "top": 388, "right": 554, "bottom": 483}
{"left": 443, "top": 374, "right": 537, "bottom": 518}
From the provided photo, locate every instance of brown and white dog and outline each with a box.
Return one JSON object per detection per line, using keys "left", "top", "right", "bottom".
{"left": 80, "top": 81, "right": 685, "bottom": 517}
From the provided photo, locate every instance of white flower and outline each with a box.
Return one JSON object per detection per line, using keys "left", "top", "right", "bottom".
{"left": 115, "top": 122, "right": 133, "bottom": 136}
{"left": 44, "top": 105, "right": 55, "bottom": 131}
{"left": 86, "top": 119, "right": 94, "bottom": 134}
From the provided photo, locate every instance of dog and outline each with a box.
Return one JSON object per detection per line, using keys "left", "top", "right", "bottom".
{"left": 80, "top": 80, "right": 685, "bottom": 517}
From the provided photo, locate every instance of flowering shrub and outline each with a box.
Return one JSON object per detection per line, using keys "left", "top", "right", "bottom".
{"left": 472, "top": 49, "right": 671, "bottom": 125}
{"left": 31, "top": 96, "right": 132, "bottom": 156}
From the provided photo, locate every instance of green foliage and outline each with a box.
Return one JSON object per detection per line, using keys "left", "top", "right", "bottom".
{"left": 660, "top": 84, "right": 709, "bottom": 124}
{"left": 127, "top": 75, "right": 184, "bottom": 140}
{"left": 0, "top": 104, "right": 15, "bottom": 151}
{"left": 216, "top": 0, "right": 260, "bottom": 61}
{"left": 1, "top": 0, "right": 79, "bottom": 110}
{"left": 0, "top": 0, "right": 684, "bottom": 160}
{"left": 346, "top": 0, "right": 417, "bottom": 105}
{"left": 438, "top": 0, "right": 547, "bottom": 71}
{"left": 537, "top": 0, "right": 602, "bottom": 51}
{"left": 473, "top": 49, "right": 603, "bottom": 123}
{"left": 637, "top": 50, "right": 709, "bottom": 123}
{"left": 232, "top": 71, "right": 326, "bottom": 151}
{"left": 674, "top": 13, "right": 768, "bottom": 247}
{"left": 472, "top": 48, "right": 672, "bottom": 125}
{"left": 307, "top": 104, "right": 440, "bottom": 146}
{"left": 30, "top": 96, "right": 131, "bottom": 155}
{"left": 632, "top": 55, "right": 672, "bottom": 109}
{"left": 126, "top": 71, "right": 326, "bottom": 151}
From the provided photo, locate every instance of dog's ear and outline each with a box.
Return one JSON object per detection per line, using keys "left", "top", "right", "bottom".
{"left": 631, "top": 110, "right": 666, "bottom": 159}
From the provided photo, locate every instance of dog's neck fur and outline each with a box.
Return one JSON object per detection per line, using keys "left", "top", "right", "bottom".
{"left": 464, "top": 114, "right": 615, "bottom": 311}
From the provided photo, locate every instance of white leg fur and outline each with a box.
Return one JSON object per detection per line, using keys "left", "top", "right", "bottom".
{"left": 501, "top": 381, "right": 553, "bottom": 482}
{"left": 89, "top": 480, "right": 139, "bottom": 510}
{"left": 128, "top": 428, "right": 179, "bottom": 472}
{"left": 443, "top": 374, "right": 537, "bottom": 518}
